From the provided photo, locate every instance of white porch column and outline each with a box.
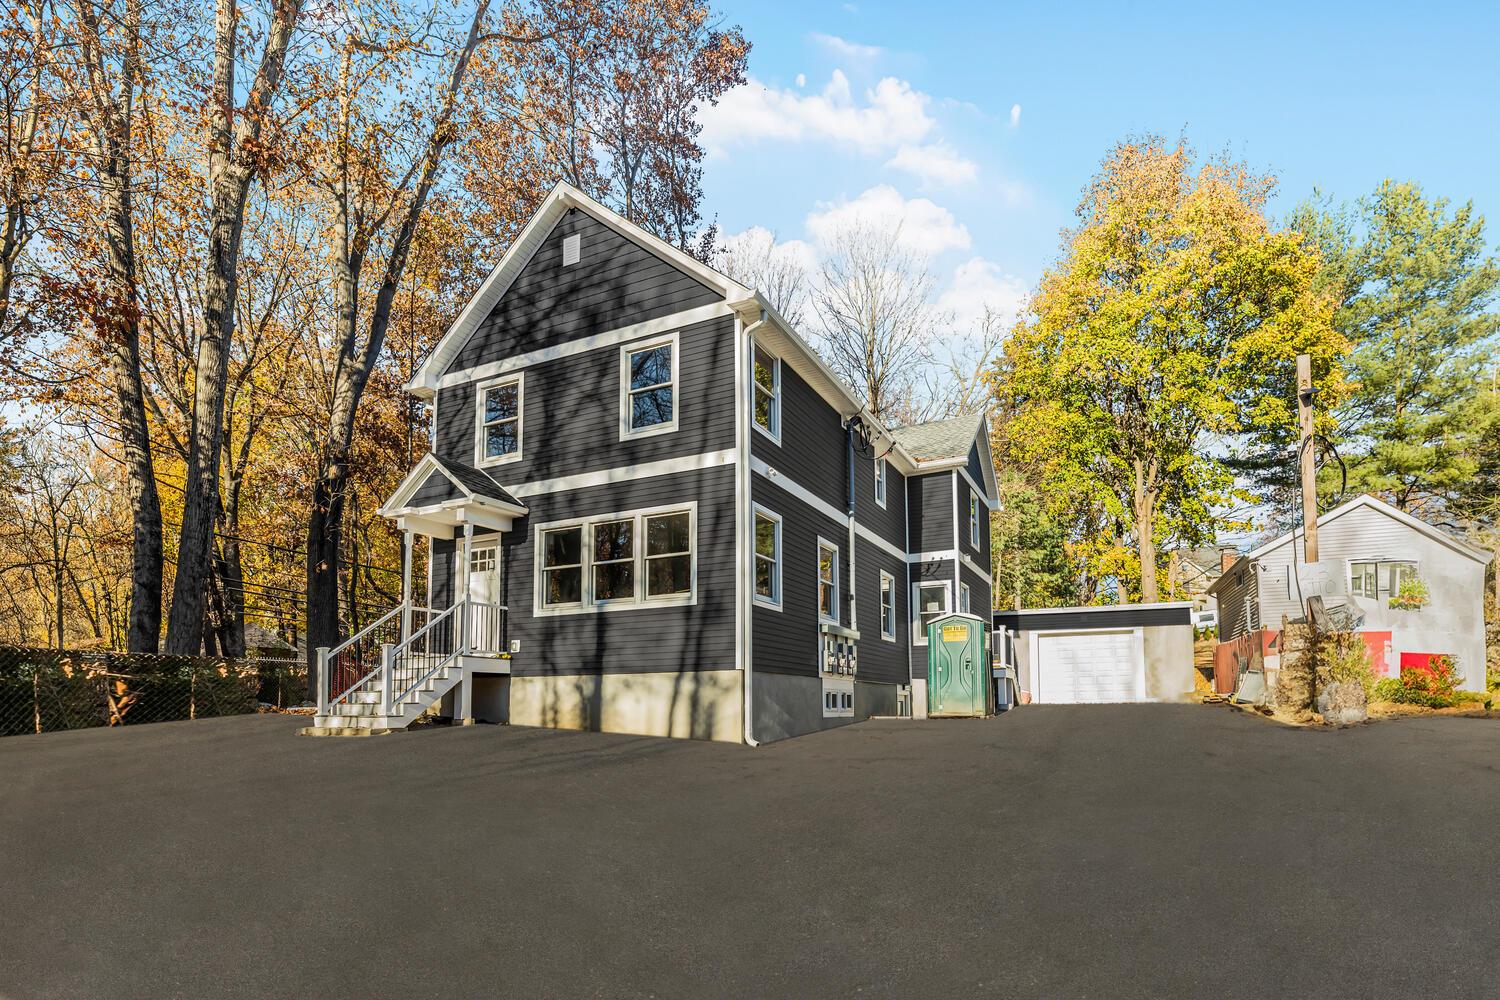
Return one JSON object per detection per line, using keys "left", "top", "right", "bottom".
{"left": 461, "top": 522, "right": 474, "bottom": 653}
{"left": 400, "top": 529, "right": 414, "bottom": 641}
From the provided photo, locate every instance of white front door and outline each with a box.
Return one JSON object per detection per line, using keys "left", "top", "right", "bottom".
{"left": 1036, "top": 630, "right": 1143, "bottom": 703}
{"left": 462, "top": 542, "right": 502, "bottom": 651}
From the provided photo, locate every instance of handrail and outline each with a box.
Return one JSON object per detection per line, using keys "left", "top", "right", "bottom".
{"left": 387, "top": 602, "right": 464, "bottom": 708}
{"left": 325, "top": 605, "right": 403, "bottom": 661}
{"left": 320, "top": 604, "right": 406, "bottom": 710}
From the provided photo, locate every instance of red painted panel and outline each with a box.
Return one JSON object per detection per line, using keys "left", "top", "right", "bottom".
{"left": 1400, "top": 651, "right": 1445, "bottom": 676}
{"left": 1361, "top": 632, "right": 1392, "bottom": 676}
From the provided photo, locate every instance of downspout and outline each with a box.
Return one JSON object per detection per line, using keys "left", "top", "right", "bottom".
{"left": 740, "top": 312, "right": 769, "bottom": 746}
{"left": 846, "top": 419, "right": 858, "bottom": 633}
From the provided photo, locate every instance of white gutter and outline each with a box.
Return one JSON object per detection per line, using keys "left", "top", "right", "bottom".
{"left": 739, "top": 312, "right": 769, "bottom": 747}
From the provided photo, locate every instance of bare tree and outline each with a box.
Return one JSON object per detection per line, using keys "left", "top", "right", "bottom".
{"left": 814, "top": 220, "right": 947, "bottom": 424}
{"left": 714, "top": 228, "right": 808, "bottom": 327}
{"left": 918, "top": 304, "right": 1008, "bottom": 420}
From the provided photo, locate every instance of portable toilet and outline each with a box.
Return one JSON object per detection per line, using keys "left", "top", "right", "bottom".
{"left": 926, "top": 612, "right": 990, "bottom": 718}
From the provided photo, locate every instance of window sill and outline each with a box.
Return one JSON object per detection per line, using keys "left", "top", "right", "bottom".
{"left": 478, "top": 453, "right": 523, "bottom": 468}
{"left": 620, "top": 422, "right": 679, "bottom": 441}
{"left": 753, "top": 595, "right": 783, "bottom": 612}
{"left": 533, "top": 595, "right": 696, "bottom": 617}
{"left": 752, "top": 422, "right": 781, "bottom": 447}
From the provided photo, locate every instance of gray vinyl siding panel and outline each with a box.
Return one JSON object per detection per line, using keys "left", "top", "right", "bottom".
{"left": 909, "top": 473, "right": 955, "bottom": 553}
{"left": 966, "top": 442, "right": 987, "bottom": 496}
{"left": 752, "top": 475, "right": 851, "bottom": 678}
{"left": 435, "top": 315, "right": 735, "bottom": 478}
{"left": 446, "top": 212, "right": 720, "bottom": 372}
{"left": 855, "top": 537, "right": 910, "bottom": 684}
{"left": 959, "top": 559, "right": 992, "bottom": 617}
{"left": 1215, "top": 564, "right": 1255, "bottom": 640}
{"left": 410, "top": 471, "right": 460, "bottom": 507}
{"left": 500, "top": 468, "right": 736, "bottom": 676}
{"left": 957, "top": 476, "right": 986, "bottom": 562}
{"left": 853, "top": 444, "right": 907, "bottom": 548}
{"left": 751, "top": 362, "right": 847, "bottom": 512}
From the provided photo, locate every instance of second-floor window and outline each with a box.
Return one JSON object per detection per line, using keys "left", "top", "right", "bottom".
{"left": 875, "top": 457, "right": 887, "bottom": 507}
{"left": 621, "top": 334, "right": 677, "bottom": 438}
{"left": 753, "top": 342, "right": 780, "bottom": 440}
{"left": 968, "top": 493, "right": 981, "bottom": 547}
{"left": 477, "top": 374, "right": 522, "bottom": 466}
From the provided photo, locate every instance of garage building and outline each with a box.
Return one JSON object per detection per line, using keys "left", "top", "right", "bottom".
{"left": 993, "top": 603, "right": 1196, "bottom": 704}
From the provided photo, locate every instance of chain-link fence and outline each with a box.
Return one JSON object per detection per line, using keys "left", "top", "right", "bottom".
{"left": 0, "top": 646, "right": 307, "bottom": 738}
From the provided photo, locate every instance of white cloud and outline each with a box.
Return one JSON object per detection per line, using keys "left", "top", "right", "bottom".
{"left": 811, "top": 33, "right": 883, "bottom": 63}
{"left": 841, "top": 2, "right": 859, "bottom": 12}
{"left": 805, "top": 185, "right": 971, "bottom": 256}
{"left": 719, "top": 225, "right": 818, "bottom": 275}
{"left": 698, "top": 71, "right": 934, "bottom": 158}
{"left": 1009, "top": 103, "right": 1021, "bottom": 128}
{"left": 885, "top": 143, "right": 978, "bottom": 187}
{"left": 937, "top": 257, "right": 1029, "bottom": 333}
{"left": 795, "top": 72, "right": 806, "bottom": 87}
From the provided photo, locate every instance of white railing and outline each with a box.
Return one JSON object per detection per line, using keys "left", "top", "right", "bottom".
{"left": 316, "top": 599, "right": 509, "bottom": 719}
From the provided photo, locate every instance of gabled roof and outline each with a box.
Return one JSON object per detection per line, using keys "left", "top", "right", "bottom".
{"left": 409, "top": 182, "right": 752, "bottom": 397}
{"left": 891, "top": 411, "right": 986, "bottom": 463}
{"left": 1206, "top": 493, "right": 1492, "bottom": 597}
{"left": 379, "top": 452, "right": 528, "bottom": 517}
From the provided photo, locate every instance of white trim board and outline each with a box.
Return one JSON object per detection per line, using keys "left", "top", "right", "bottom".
{"left": 749, "top": 457, "right": 907, "bottom": 562}
{"left": 507, "top": 449, "right": 736, "bottom": 498}
{"left": 435, "top": 303, "right": 731, "bottom": 391}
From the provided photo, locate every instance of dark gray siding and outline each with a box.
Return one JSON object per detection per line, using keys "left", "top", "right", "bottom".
{"left": 752, "top": 475, "right": 851, "bottom": 678}
{"left": 908, "top": 557, "right": 956, "bottom": 679}
{"left": 410, "top": 471, "right": 460, "bottom": 507}
{"left": 507, "top": 468, "right": 735, "bottom": 675}
{"left": 853, "top": 442, "right": 907, "bottom": 548}
{"left": 960, "top": 559, "right": 992, "bottom": 618}
{"left": 966, "top": 441, "right": 987, "bottom": 495}
{"left": 957, "top": 475, "right": 989, "bottom": 566}
{"left": 447, "top": 211, "right": 719, "bottom": 372}
{"left": 435, "top": 315, "right": 734, "bottom": 478}
{"left": 908, "top": 473, "right": 955, "bottom": 553}
{"left": 751, "top": 361, "right": 846, "bottom": 511}
{"left": 855, "top": 536, "right": 910, "bottom": 684}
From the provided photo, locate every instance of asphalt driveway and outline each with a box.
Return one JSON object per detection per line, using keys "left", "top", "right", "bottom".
{"left": 2, "top": 706, "right": 1496, "bottom": 999}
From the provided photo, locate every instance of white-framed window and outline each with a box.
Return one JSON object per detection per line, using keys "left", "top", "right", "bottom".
{"left": 533, "top": 504, "right": 696, "bottom": 615}
{"left": 475, "top": 374, "right": 522, "bottom": 466}
{"left": 752, "top": 341, "right": 780, "bottom": 442}
{"left": 874, "top": 457, "right": 887, "bottom": 508}
{"left": 968, "top": 493, "right": 981, "bottom": 548}
{"left": 817, "top": 538, "right": 839, "bottom": 623}
{"left": 879, "top": 570, "right": 896, "bottom": 641}
{"left": 912, "top": 580, "right": 950, "bottom": 645}
{"left": 753, "top": 505, "right": 782, "bottom": 608}
{"left": 959, "top": 582, "right": 972, "bottom": 614}
{"left": 1349, "top": 560, "right": 1418, "bottom": 598}
{"left": 620, "top": 333, "right": 678, "bottom": 438}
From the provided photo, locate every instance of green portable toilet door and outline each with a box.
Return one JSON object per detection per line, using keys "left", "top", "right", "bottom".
{"left": 927, "top": 614, "right": 987, "bottom": 717}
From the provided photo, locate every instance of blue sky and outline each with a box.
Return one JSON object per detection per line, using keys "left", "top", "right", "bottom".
{"left": 699, "top": 0, "right": 1500, "bottom": 330}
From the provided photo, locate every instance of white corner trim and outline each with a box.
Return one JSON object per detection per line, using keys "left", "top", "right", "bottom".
{"left": 434, "top": 302, "right": 731, "bottom": 392}
{"left": 507, "top": 449, "right": 736, "bottom": 498}
{"left": 749, "top": 457, "right": 906, "bottom": 562}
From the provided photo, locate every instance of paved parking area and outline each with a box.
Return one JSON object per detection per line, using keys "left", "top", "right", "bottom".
{"left": 2, "top": 706, "right": 1497, "bottom": 999}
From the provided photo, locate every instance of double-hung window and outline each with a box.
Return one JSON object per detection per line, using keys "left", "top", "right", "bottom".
{"left": 875, "top": 458, "right": 887, "bottom": 507}
{"left": 753, "top": 507, "right": 781, "bottom": 607}
{"left": 968, "top": 493, "right": 981, "bottom": 548}
{"left": 752, "top": 342, "right": 780, "bottom": 440}
{"left": 537, "top": 505, "right": 695, "bottom": 612}
{"left": 959, "top": 582, "right": 972, "bottom": 614}
{"left": 476, "top": 374, "right": 522, "bottom": 466}
{"left": 914, "top": 582, "right": 949, "bottom": 644}
{"left": 879, "top": 571, "right": 895, "bottom": 640}
{"left": 621, "top": 335, "right": 677, "bottom": 437}
{"left": 817, "top": 539, "right": 839, "bottom": 623}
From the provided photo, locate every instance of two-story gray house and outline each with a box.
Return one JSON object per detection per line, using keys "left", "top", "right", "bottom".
{"left": 310, "top": 183, "right": 997, "bottom": 743}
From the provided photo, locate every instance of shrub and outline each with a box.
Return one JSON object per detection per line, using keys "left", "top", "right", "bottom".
{"left": 1373, "top": 654, "right": 1464, "bottom": 708}
{"left": 1319, "top": 633, "right": 1376, "bottom": 698}
{"left": 1387, "top": 576, "right": 1430, "bottom": 611}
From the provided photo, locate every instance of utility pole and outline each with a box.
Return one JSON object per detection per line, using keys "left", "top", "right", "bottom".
{"left": 1297, "top": 354, "right": 1319, "bottom": 564}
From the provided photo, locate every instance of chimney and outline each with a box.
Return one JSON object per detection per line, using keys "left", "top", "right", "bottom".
{"left": 1219, "top": 547, "right": 1239, "bottom": 575}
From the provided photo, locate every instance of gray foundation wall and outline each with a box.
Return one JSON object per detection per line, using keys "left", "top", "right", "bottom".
{"left": 752, "top": 672, "right": 899, "bottom": 743}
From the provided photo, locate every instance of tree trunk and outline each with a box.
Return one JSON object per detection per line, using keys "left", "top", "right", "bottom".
{"left": 304, "top": 459, "right": 346, "bottom": 696}
{"left": 1135, "top": 458, "right": 1160, "bottom": 604}
{"left": 165, "top": 0, "right": 301, "bottom": 654}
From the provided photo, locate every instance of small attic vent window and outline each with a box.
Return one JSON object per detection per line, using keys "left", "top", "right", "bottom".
{"left": 562, "top": 233, "right": 581, "bottom": 267}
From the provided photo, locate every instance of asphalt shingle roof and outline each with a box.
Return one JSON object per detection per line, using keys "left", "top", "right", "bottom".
{"left": 889, "top": 411, "right": 985, "bottom": 463}
{"left": 431, "top": 454, "right": 527, "bottom": 510}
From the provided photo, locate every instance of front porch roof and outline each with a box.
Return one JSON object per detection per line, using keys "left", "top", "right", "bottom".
{"left": 378, "top": 453, "right": 528, "bottom": 537}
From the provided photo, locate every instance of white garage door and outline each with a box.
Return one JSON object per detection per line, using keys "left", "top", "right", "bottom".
{"left": 1036, "top": 630, "right": 1144, "bottom": 703}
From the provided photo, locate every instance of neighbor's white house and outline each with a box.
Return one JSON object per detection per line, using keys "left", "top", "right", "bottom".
{"left": 1208, "top": 494, "right": 1493, "bottom": 692}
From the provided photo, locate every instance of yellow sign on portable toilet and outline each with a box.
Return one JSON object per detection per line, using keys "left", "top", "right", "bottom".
{"left": 926, "top": 612, "right": 989, "bottom": 718}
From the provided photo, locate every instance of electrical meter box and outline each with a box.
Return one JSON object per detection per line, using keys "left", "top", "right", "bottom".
{"left": 926, "top": 613, "right": 989, "bottom": 718}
